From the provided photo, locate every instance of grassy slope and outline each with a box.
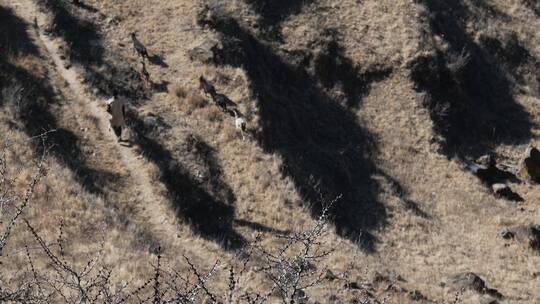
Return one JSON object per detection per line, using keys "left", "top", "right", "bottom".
{"left": 1, "top": 0, "right": 539, "bottom": 302}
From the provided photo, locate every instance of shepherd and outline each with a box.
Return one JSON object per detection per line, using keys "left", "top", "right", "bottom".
{"left": 106, "top": 92, "right": 127, "bottom": 141}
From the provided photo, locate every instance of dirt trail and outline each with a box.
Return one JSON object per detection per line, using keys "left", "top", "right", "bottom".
{"left": 16, "top": 1, "right": 186, "bottom": 248}
{"left": 37, "top": 26, "right": 159, "bottom": 211}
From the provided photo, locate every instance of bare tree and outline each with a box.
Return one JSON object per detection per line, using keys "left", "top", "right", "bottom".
{"left": 240, "top": 195, "right": 341, "bottom": 304}
{"left": 0, "top": 135, "right": 48, "bottom": 254}
{"left": 1, "top": 141, "right": 395, "bottom": 304}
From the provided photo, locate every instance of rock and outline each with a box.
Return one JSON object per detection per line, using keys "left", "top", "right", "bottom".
{"left": 464, "top": 158, "right": 515, "bottom": 186}
{"left": 449, "top": 272, "right": 503, "bottom": 299}
{"left": 409, "top": 290, "right": 425, "bottom": 301}
{"left": 450, "top": 272, "right": 486, "bottom": 293}
{"left": 498, "top": 227, "right": 514, "bottom": 239}
{"left": 188, "top": 39, "right": 219, "bottom": 63}
{"left": 142, "top": 113, "right": 170, "bottom": 134}
{"left": 491, "top": 183, "right": 523, "bottom": 202}
{"left": 517, "top": 146, "right": 540, "bottom": 183}
{"left": 293, "top": 289, "right": 308, "bottom": 304}
{"left": 500, "top": 225, "right": 540, "bottom": 251}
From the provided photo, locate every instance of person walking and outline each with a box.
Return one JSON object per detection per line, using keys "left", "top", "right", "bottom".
{"left": 106, "top": 92, "right": 127, "bottom": 141}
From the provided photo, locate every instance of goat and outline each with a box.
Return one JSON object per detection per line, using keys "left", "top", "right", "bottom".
{"left": 212, "top": 93, "right": 238, "bottom": 113}
{"left": 199, "top": 76, "right": 216, "bottom": 97}
{"left": 130, "top": 32, "right": 149, "bottom": 61}
{"left": 231, "top": 108, "right": 247, "bottom": 140}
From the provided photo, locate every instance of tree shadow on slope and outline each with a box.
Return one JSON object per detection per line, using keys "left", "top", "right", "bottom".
{"left": 36, "top": 0, "right": 146, "bottom": 100}
{"left": 126, "top": 111, "right": 244, "bottom": 250}
{"left": 242, "top": 0, "right": 313, "bottom": 40}
{"left": 0, "top": 6, "right": 117, "bottom": 195}
{"left": 0, "top": 6, "right": 39, "bottom": 60}
{"left": 479, "top": 33, "right": 540, "bottom": 98}
{"left": 200, "top": 10, "right": 388, "bottom": 252}
{"left": 312, "top": 29, "right": 393, "bottom": 109}
{"left": 71, "top": 0, "right": 98, "bottom": 13}
{"left": 0, "top": 65, "right": 117, "bottom": 195}
{"left": 409, "top": 0, "right": 533, "bottom": 159}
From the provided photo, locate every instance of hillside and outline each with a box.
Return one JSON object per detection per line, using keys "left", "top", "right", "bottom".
{"left": 1, "top": 0, "right": 539, "bottom": 303}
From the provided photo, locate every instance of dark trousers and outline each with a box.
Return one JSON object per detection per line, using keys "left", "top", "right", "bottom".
{"left": 112, "top": 126, "right": 122, "bottom": 139}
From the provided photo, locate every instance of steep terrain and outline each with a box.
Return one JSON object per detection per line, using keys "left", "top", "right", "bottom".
{"left": 1, "top": 0, "right": 539, "bottom": 303}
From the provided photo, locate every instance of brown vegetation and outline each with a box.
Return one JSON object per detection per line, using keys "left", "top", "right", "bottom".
{"left": 1, "top": 0, "right": 540, "bottom": 303}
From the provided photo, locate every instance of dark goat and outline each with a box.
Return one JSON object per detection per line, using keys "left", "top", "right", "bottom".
{"left": 211, "top": 92, "right": 238, "bottom": 113}
{"left": 199, "top": 76, "right": 216, "bottom": 97}
{"left": 130, "top": 32, "right": 149, "bottom": 61}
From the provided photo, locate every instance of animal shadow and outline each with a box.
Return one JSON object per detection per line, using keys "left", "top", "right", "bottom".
{"left": 148, "top": 54, "right": 169, "bottom": 68}
{"left": 152, "top": 80, "right": 170, "bottom": 93}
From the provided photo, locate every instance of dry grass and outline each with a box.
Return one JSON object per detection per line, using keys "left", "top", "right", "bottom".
{"left": 171, "top": 82, "right": 188, "bottom": 99}
{"left": 1, "top": 0, "right": 540, "bottom": 303}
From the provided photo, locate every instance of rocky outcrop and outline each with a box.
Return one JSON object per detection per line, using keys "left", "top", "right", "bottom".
{"left": 188, "top": 39, "right": 219, "bottom": 63}
{"left": 449, "top": 272, "right": 503, "bottom": 300}
{"left": 517, "top": 146, "right": 540, "bottom": 183}
{"left": 499, "top": 225, "right": 540, "bottom": 251}
{"left": 491, "top": 183, "right": 523, "bottom": 202}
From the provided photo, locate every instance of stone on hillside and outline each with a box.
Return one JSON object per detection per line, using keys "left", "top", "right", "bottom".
{"left": 142, "top": 113, "right": 170, "bottom": 134}
{"left": 449, "top": 272, "right": 503, "bottom": 299}
{"left": 188, "top": 39, "right": 218, "bottom": 63}
{"left": 498, "top": 227, "right": 514, "bottom": 239}
{"left": 499, "top": 225, "right": 540, "bottom": 251}
{"left": 409, "top": 290, "right": 425, "bottom": 301}
{"left": 450, "top": 272, "right": 486, "bottom": 293}
{"left": 517, "top": 146, "right": 540, "bottom": 183}
{"left": 491, "top": 183, "right": 523, "bottom": 202}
